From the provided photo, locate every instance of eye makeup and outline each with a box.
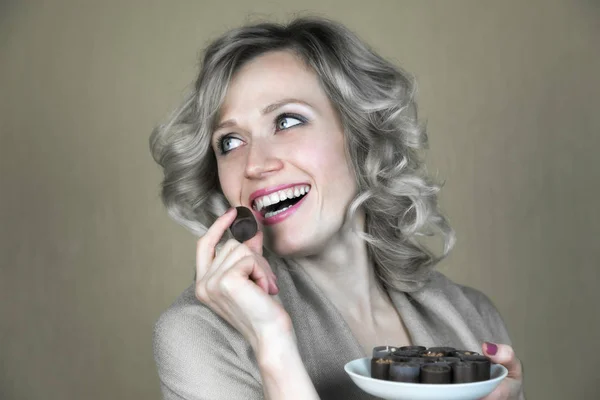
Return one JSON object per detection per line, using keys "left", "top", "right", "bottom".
{"left": 214, "top": 112, "right": 308, "bottom": 155}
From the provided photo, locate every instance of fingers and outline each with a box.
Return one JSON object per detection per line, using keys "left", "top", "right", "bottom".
{"left": 479, "top": 383, "right": 512, "bottom": 400}
{"left": 212, "top": 237, "right": 278, "bottom": 294}
{"left": 482, "top": 342, "right": 523, "bottom": 380}
{"left": 243, "top": 229, "right": 264, "bottom": 256}
{"left": 196, "top": 213, "right": 276, "bottom": 302}
{"left": 196, "top": 208, "right": 238, "bottom": 280}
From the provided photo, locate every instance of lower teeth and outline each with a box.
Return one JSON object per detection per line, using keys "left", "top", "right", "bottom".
{"left": 265, "top": 205, "right": 291, "bottom": 218}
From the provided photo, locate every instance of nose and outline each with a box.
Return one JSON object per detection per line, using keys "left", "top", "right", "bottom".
{"left": 243, "top": 140, "right": 284, "bottom": 179}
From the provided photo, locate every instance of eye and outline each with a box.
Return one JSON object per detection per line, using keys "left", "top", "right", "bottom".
{"left": 276, "top": 113, "right": 306, "bottom": 131}
{"left": 217, "top": 135, "right": 243, "bottom": 155}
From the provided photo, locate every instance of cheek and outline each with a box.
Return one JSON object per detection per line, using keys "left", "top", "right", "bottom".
{"left": 290, "top": 132, "right": 347, "bottom": 173}
{"left": 216, "top": 162, "right": 239, "bottom": 202}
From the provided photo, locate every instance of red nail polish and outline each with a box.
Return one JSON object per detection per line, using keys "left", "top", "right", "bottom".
{"left": 485, "top": 342, "right": 498, "bottom": 355}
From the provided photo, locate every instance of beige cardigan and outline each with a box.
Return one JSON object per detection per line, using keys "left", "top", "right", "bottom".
{"left": 154, "top": 254, "right": 516, "bottom": 399}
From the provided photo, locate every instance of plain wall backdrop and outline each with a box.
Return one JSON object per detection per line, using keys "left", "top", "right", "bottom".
{"left": 1, "top": 0, "right": 598, "bottom": 399}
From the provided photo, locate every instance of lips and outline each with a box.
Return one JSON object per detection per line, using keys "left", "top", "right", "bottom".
{"left": 260, "top": 189, "right": 309, "bottom": 225}
{"left": 248, "top": 183, "right": 310, "bottom": 209}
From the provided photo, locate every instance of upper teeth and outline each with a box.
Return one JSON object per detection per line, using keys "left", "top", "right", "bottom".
{"left": 253, "top": 185, "right": 310, "bottom": 212}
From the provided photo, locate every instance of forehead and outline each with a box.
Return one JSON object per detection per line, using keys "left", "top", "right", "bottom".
{"left": 218, "top": 50, "right": 327, "bottom": 118}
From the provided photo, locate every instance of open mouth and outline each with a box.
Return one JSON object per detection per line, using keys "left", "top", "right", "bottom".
{"left": 261, "top": 192, "right": 307, "bottom": 219}
{"left": 252, "top": 185, "right": 310, "bottom": 220}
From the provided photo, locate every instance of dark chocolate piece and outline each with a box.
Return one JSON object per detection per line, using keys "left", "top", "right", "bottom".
{"left": 395, "top": 356, "right": 436, "bottom": 364}
{"left": 389, "top": 362, "right": 421, "bottom": 383}
{"left": 411, "top": 357, "right": 436, "bottom": 364}
{"left": 431, "top": 361, "right": 450, "bottom": 369}
{"left": 392, "top": 350, "right": 421, "bottom": 358}
{"left": 462, "top": 355, "right": 491, "bottom": 381}
{"left": 371, "top": 358, "right": 392, "bottom": 380}
{"left": 420, "top": 364, "right": 452, "bottom": 384}
{"left": 438, "top": 357, "right": 461, "bottom": 365}
{"left": 399, "top": 345, "right": 426, "bottom": 353}
{"left": 428, "top": 346, "right": 456, "bottom": 354}
{"left": 230, "top": 206, "right": 258, "bottom": 242}
{"left": 390, "top": 356, "right": 413, "bottom": 363}
{"left": 452, "top": 350, "right": 480, "bottom": 358}
{"left": 452, "top": 361, "right": 476, "bottom": 383}
{"left": 420, "top": 349, "right": 447, "bottom": 358}
{"left": 372, "top": 345, "right": 398, "bottom": 359}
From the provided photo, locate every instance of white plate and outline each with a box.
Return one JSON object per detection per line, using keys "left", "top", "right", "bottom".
{"left": 344, "top": 357, "right": 508, "bottom": 400}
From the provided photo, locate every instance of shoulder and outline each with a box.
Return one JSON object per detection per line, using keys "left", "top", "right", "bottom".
{"left": 153, "top": 284, "right": 236, "bottom": 349}
{"left": 426, "top": 270, "right": 496, "bottom": 310}
{"left": 427, "top": 271, "right": 513, "bottom": 345}
{"left": 153, "top": 285, "right": 262, "bottom": 399}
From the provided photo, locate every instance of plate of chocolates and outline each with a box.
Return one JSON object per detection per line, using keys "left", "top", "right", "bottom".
{"left": 344, "top": 345, "right": 508, "bottom": 400}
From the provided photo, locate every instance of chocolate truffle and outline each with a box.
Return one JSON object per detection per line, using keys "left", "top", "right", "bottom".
{"left": 420, "top": 349, "right": 447, "bottom": 358}
{"left": 399, "top": 345, "right": 427, "bottom": 353}
{"left": 389, "top": 362, "right": 421, "bottom": 383}
{"left": 452, "top": 350, "right": 480, "bottom": 357}
{"left": 390, "top": 356, "right": 414, "bottom": 363}
{"left": 451, "top": 361, "right": 476, "bottom": 383}
{"left": 420, "top": 364, "right": 452, "bottom": 384}
{"left": 229, "top": 206, "right": 258, "bottom": 242}
{"left": 428, "top": 347, "right": 456, "bottom": 354}
{"left": 371, "top": 358, "right": 392, "bottom": 380}
{"left": 392, "top": 350, "right": 421, "bottom": 358}
{"left": 438, "top": 357, "right": 461, "bottom": 365}
{"left": 410, "top": 357, "right": 436, "bottom": 364}
{"left": 462, "top": 355, "right": 491, "bottom": 381}
{"left": 372, "top": 345, "right": 398, "bottom": 359}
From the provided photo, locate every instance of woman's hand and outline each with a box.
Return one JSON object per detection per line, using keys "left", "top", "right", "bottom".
{"left": 480, "top": 342, "right": 524, "bottom": 400}
{"left": 195, "top": 208, "right": 292, "bottom": 351}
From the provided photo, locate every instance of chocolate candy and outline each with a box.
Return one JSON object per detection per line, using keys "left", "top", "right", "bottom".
{"left": 371, "top": 358, "right": 392, "bottom": 380}
{"left": 389, "top": 362, "right": 421, "bottom": 383}
{"left": 420, "top": 364, "right": 452, "bottom": 384}
{"left": 372, "top": 345, "right": 398, "bottom": 359}
{"left": 411, "top": 357, "right": 436, "bottom": 364}
{"left": 462, "top": 355, "right": 491, "bottom": 381}
{"left": 451, "top": 361, "right": 476, "bottom": 383}
{"left": 371, "top": 346, "right": 397, "bottom": 380}
{"left": 368, "top": 345, "right": 493, "bottom": 384}
{"left": 437, "top": 357, "right": 461, "bottom": 365}
{"left": 428, "top": 346, "right": 456, "bottom": 354}
{"left": 392, "top": 349, "right": 421, "bottom": 358}
{"left": 399, "top": 345, "right": 426, "bottom": 353}
{"left": 453, "top": 350, "right": 480, "bottom": 358}
{"left": 229, "top": 206, "right": 258, "bottom": 242}
{"left": 420, "top": 349, "right": 447, "bottom": 358}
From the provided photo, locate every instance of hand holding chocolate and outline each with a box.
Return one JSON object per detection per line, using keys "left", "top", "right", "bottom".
{"left": 229, "top": 206, "right": 258, "bottom": 242}
{"left": 371, "top": 345, "right": 490, "bottom": 384}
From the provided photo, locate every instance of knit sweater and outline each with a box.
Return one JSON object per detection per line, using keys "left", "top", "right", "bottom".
{"left": 153, "top": 255, "right": 515, "bottom": 399}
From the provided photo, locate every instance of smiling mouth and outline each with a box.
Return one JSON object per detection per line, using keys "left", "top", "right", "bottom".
{"left": 261, "top": 193, "right": 307, "bottom": 218}
{"left": 253, "top": 186, "right": 310, "bottom": 218}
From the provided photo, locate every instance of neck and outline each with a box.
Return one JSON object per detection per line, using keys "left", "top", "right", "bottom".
{"left": 290, "top": 211, "right": 391, "bottom": 319}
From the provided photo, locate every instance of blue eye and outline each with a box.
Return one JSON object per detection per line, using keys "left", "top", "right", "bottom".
{"left": 276, "top": 113, "right": 306, "bottom": 131}
{"left": 217, "top": 135, "right": 243, "bottom": 155}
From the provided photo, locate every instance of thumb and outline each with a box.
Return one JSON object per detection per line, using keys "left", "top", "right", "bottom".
{"left": 243, "top": 230, "right": 263, "bottom": 256}
{"left": 482, "top": 342, "right": 523, "bottom": 379}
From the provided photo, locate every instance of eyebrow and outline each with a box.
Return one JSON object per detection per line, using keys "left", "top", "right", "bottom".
{"left": 213, "top": 98, "right": 314, "bottom": 132}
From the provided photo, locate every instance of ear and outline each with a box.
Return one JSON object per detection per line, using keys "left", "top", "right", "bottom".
{"left": 243, "top": 230, "right": 263, "bottom": 256}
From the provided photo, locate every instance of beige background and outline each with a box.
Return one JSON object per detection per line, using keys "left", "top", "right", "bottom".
{"left": 1, "top": 0, "right": 598, "bottom": 399}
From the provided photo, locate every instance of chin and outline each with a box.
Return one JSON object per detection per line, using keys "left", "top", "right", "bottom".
{"left": 265, "top": 234, "right": 326, "bottom": 259}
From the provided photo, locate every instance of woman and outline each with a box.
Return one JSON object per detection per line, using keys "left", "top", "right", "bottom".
{"left": 150, "top": 17, "right": 524, "bottom": 400}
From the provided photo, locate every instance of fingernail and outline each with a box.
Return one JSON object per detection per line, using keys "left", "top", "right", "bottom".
{"left": 270, "top": 279, "right": 279, "bottom": 294}
{"left": 485, "top": 342, "right": 498, "bottom": 355}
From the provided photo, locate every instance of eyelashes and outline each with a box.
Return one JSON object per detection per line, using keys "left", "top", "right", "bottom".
{"left": 215, "top": 112, "right": 307, "bottom": 155}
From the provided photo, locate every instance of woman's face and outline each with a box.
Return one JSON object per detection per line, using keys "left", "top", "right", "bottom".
{"left": 212, "top": 50, "right": 357, "bottom": 256}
